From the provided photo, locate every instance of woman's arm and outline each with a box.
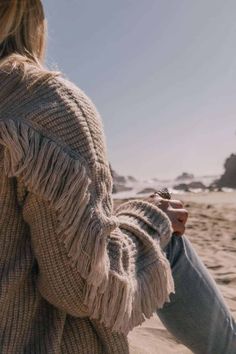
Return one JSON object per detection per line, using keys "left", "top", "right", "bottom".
{"left": 0, "top": 70, "right": 175, "bottom": 333}
{"left": 20, "top": 184, "right": 173, "bottom": 334}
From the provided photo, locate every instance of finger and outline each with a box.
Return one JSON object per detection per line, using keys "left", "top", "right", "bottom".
{"left": 147, "top": 194, "right": 162, "bottom": 203}
{"left": 169, "top": 199, "right": 184, "bottom": 209}
{"left": 173, "top": 221, "right": 185, "bottom": 236}
{"left": 175, "top": 209, "right": 188, "bottom": 224}
{"left": 150, "top": 197, "right": 170, "bottom": 210}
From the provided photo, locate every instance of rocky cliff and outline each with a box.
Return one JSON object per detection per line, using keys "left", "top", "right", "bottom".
{"left": 214, "top": 154, "right": 236, "bottom": 188}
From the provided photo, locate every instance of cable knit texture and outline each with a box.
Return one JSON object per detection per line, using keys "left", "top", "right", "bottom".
{"left": 0, "top": 63, "right": 175, "bottom": 353}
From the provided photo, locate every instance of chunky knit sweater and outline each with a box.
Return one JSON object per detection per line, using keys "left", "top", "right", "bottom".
{"left": 0, "top": 62, "right": 175, "bottom": 353}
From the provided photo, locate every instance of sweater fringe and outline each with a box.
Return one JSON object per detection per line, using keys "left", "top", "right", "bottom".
{"left": 0, "top": 118, "right": 174, "bottom": 334}
{"left": 0, "top": 119, "right": 112, "bottom": 283}
{"left": 85, "top": 254, "right": 174, "bottom": 334}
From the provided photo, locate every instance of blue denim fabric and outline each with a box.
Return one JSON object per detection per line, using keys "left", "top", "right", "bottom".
{"left": 156, "top": 235, "right": 236, "bottom": 354}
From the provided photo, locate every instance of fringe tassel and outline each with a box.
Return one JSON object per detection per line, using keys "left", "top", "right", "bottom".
{"left": 0, "top": 118, "right": 113, "bottom": 285}
{"left": 84, "top": 249, "right": 174, "bottom": 334}
{"left": 0, "top": 118, "right": 174, "bottom": 334}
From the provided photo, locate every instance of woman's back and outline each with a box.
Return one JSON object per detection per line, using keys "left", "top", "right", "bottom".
{"left": 0, "top": 63, "right": 173, "bottom": 353}
{"left": 0, "top": 65, "right": 116, "bottom": 352}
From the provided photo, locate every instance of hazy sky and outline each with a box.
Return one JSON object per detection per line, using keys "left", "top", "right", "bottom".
{"left": 44, "top": 0, "right": 236, "bottom": 179}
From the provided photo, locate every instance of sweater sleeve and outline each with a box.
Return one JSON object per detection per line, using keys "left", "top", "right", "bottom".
{"left": 20, "top": 183, "right": 174, "bottom": 334}
{"left": 0, "top": 74, "right": 175, "bottom": 334}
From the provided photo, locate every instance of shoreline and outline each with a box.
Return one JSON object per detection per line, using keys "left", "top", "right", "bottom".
{"left": 114, "top": 190, "right": 236, "bottom": 206}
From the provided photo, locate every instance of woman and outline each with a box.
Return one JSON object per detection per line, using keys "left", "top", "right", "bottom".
{"left": 0, "top": 1, "right": 235, "bottom": 353}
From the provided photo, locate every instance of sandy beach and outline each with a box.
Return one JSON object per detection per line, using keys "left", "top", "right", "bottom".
{"left": 114, "top": 191, "right": 236, "bottom": 354}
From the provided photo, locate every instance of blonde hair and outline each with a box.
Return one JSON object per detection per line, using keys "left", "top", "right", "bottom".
{"left": 0, "top": 0, "right": 59, "bottom": 80}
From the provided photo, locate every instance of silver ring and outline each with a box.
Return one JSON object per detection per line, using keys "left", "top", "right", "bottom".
{"left": 155, "top": 188, "right": 172, "bottom": 200}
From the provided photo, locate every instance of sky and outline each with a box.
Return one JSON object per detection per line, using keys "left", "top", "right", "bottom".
{"left": 44, "top": 0, "right": 236, "bottom": 180}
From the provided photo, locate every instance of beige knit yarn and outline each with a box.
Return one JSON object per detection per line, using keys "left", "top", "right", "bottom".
{"left": 0, "top": 63, "right": 174, "bottom": 353}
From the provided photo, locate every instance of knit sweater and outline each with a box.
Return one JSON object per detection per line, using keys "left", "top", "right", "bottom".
{"left": 0, "top": 62, "right": 175, "bottom": 354}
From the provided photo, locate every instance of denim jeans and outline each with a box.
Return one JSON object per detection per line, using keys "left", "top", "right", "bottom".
{"left": 156, "top": 235, "right": 236, "bottom": 354}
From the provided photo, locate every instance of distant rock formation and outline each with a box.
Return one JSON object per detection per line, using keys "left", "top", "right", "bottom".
{"left": 109, "top": 165, "right": 126, "bottom": 184}
{"left": 213, "top": 154, "right": 236, "bottom": 188}
{"left": 173, "top": 183, "right": 189, "bottom": 192}
{"left": 175, "top": 172, "right": 194, "bottom": 181}
{"left": 137, "top": 187, "right": 157, "bottom": 195}
{"left": 188, "top": 181, "right": 207, "bottom": 189}
{"left": 173, "top": 181, "right": 207, "bottom": 192}
{"left": 127, "top": 175, "right": 137, "bottom": 183}
{"left": 109, "top": 164, "right": 134, "bottom": 194}
{"left": 112, "top": 184, "right": 133, "bottom": 193}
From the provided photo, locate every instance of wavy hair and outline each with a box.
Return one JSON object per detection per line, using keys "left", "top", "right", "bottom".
{"left": 0, "top": 0, "right": 59, "bottom": 79}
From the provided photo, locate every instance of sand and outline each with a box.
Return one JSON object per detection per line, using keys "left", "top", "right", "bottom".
{"left": 114, "top": 191, "right": 236, "bottom": 353}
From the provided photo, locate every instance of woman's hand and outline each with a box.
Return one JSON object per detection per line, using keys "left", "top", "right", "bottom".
{"left": 146, "top": 194, "right": 188, "bottom": 236}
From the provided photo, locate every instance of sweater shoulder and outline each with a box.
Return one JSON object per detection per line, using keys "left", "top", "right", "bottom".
{"left": 0, "top": 64, "right": 108, "bottom": 167}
